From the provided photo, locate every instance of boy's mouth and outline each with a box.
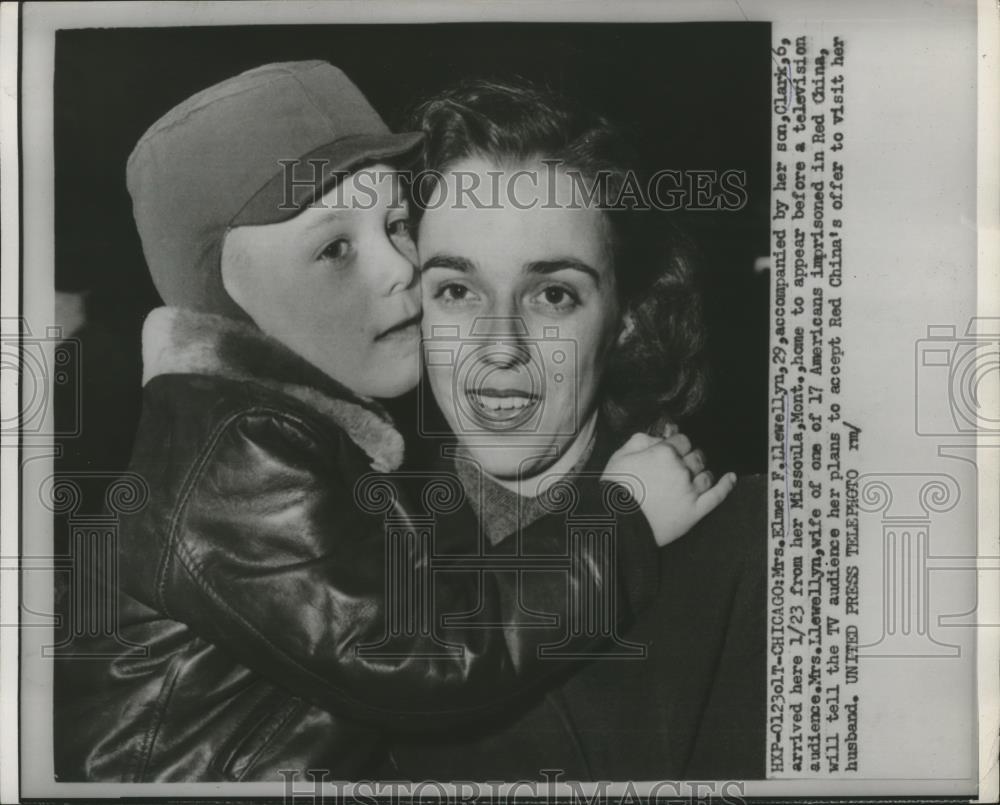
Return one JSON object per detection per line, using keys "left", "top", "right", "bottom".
{"left": 375, "top": 313, "right": 421, "bottom": 342}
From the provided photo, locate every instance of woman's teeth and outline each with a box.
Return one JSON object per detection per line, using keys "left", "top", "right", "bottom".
{"left": 471, "top": 393, "right": 535, "bottom": 411}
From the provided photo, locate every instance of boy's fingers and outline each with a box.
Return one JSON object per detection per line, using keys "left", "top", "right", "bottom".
{"left": 663, "top": 432, "right": 692, "bottom": 457}
{"left": 651, "top": 441, "right": 690, "bottom": 472}
{"left": 616, "top": 432, "right": 663, "bottom": 456}
{"left": 694, "top": 472, "right": 737, "bottom": 517}
{"left": 655, "top": 419, "right": 679, "bottom": 438}
{"left": 683, "top": 448, "right": 706, "bottom": 477}
{"left": 691, "top": 469, "right": 714, "bottom": 494}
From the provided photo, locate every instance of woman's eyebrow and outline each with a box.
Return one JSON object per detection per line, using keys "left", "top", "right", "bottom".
{"left": 420, "top": 254, "right": 476, "bottom": 273}
{"left": 525, "top": 258, "right": 602, "bottom": 286}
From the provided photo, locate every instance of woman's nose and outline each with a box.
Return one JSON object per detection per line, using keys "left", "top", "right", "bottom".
{"left": 474, "top": 316, "right": 532, "bottom": 367}
{"left": 480, "top": 343, "right": 531, "bottom": 368}
{"left": 471, "top": 315, "right": 529, "bottom": 339}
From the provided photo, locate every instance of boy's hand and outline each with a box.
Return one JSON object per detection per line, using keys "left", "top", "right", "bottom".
{"left": 602, "top": 431, "right": 737, "bottom": 547}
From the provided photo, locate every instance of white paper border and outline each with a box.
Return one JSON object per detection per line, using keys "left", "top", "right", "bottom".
{"left": 0, "top": 2, "right": 23, "bottom": 805}
{"left": 974, "top": 0, "right": 1000, "bottom": 802}
{"left": 1, "top": 0, "right": 995, "bottom": 800}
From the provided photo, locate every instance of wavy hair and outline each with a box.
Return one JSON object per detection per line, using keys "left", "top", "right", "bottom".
{"left": 408, "top": 78, "right": 707, "bottom": 434}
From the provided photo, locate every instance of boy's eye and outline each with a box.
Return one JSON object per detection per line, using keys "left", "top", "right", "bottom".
{"left": 387, "top": 218, "right": 413, "bottom": 239}
{"left": 319, "top": 239, "right": 351, "bottom": 261}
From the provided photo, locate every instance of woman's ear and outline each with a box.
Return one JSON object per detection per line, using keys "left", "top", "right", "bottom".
{"left": 616, "top": 310, "right": 637, "bottom": 347}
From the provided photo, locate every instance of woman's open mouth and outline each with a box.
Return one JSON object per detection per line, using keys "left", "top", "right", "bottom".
{"left": 465, "top": 388, "right": 540, "bottom": 424}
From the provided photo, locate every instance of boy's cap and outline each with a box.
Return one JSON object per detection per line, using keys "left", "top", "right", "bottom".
{"left": 127, "top": 61, "right": 422, "bottom": 318}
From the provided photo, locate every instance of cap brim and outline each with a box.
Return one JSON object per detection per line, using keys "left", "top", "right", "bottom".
{"left": 231, "top": 130, "right": 424, "bottom": 226}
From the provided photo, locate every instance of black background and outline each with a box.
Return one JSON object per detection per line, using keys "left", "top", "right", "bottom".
{"left": 54, "top": 22, "right": 770, "bottom": 476}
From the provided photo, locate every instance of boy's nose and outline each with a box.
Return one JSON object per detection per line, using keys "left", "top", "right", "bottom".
{"left": 380, "top": 243, "right": 419, "bottom": 295}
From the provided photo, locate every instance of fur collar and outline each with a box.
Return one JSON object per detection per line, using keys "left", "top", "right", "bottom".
{"left": 141, "top": 307, "right": 404, "bottom": 472}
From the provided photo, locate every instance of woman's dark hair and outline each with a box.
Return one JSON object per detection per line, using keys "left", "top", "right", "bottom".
{"left": 408, "top": 78, "right": 707, "bottom": 433}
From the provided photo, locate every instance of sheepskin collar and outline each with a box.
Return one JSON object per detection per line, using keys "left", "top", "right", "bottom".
{"left": 141, "top": 306, "right": 404, "bottom": 472}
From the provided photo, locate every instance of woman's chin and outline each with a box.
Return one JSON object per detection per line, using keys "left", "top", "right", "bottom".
{"left": 457, "top": 442, "right": 562, "bottom": 481}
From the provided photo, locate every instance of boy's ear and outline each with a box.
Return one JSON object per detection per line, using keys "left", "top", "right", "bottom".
{"left": 616, "top": 310, "right": 637, "bottom": 347}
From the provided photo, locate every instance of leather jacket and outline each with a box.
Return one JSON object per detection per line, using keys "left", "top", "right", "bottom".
{"left": 54, "top": 307, "right": 659, "bottom": 782}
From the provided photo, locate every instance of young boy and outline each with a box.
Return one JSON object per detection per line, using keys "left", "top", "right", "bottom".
{"left": 55, "top": 62, "right": 730, "bottom": 782}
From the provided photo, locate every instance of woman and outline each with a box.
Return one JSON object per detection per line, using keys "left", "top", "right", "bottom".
{"left": 387, "top": 79, "right": 766, "bottom": 780}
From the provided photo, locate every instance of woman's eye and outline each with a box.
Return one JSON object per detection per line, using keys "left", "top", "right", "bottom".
{"left": 319, "top": 239, "right": 351, "bottom": 261}
{"left": 535, "top": 285, "right": 579, "bottom": 310}
{"left": 436, "top": 282, "right": 475, "bottom": 304}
